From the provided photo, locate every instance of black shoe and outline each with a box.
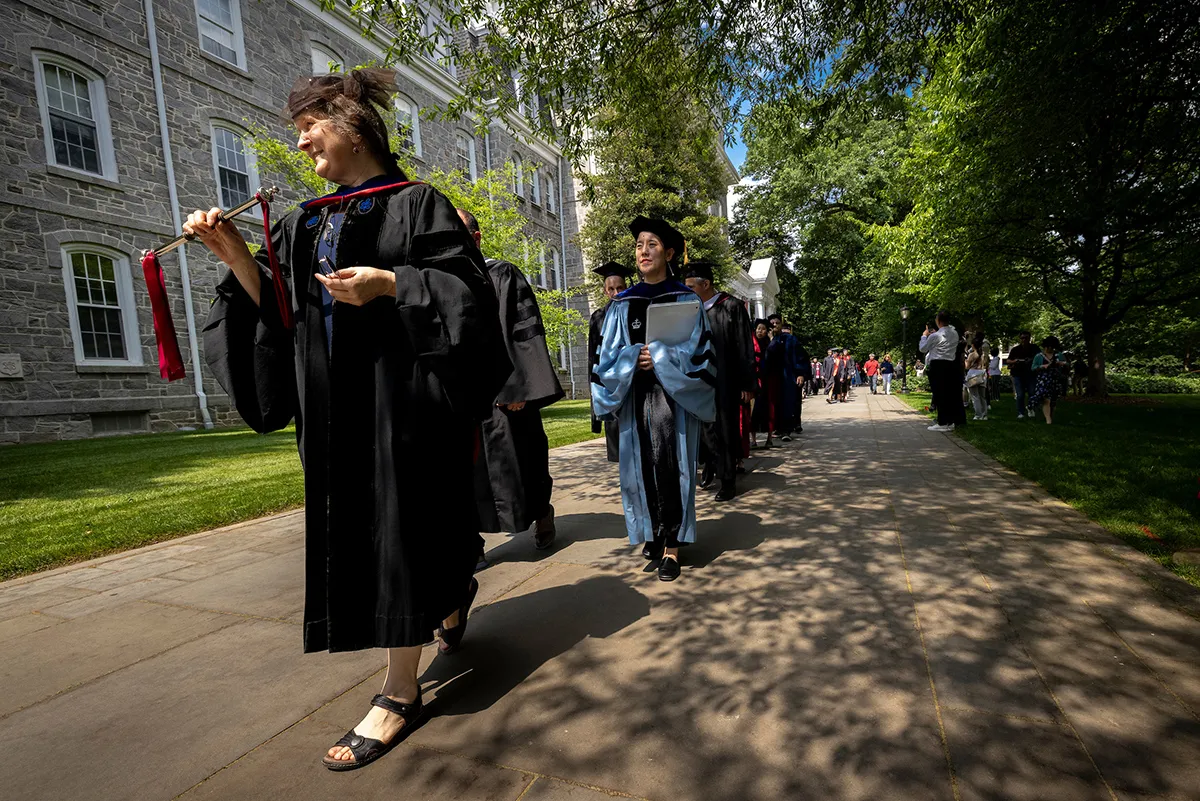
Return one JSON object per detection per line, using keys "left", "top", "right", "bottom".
{"left": 658, "top": 555, "right": 681, "bottom": 582}
{"left": 699, "top": 464, "right": 715, "bottom": 490}
{"left": 533, "top": 504, "right": 556, "bottom": 550}
{"left": 437, "top": 577, "right": 479, "bottom": 655}
{"left": 781, "top": 435, "right": 792, "bottom": 442}
{"left": 642, "top": 539, "right": 664, "bottom": 560}
{"left": 715, "top": 481, "right": 735, "bottom": 502}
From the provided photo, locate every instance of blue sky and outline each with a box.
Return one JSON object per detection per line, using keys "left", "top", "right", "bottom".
{"left": 726, "top": 138, "right": 747, "bottom": 172}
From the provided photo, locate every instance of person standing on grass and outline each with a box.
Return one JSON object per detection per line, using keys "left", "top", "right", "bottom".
{"left": 591, "top": 217, "right": 716, "bottom": 582}
{"left": 920, "top": 311, "right": 965, "bottom": 432}
{"left": 865, "top": 353, "right": 880, "bottom": 395}
{"left": 1030, "top": 335, "right": 1070, "bottom": 425}
{"left": 193, "top": 69, "right": 510, "bottom": 772}
{"left": 964, "top": 333, "right": 989, "bottom": 421}
{"left": 988, "top": 346, "right": 1002, "bottom": 407}
{"left": 1007, "top": 330, "right": 1039, "bottom": 419}
{"left": 458, "top": 209, "right": 564, "bottom": 569}
{"left": 588, "top": 262, "right": 633, "bottom": 463}
{"left": 880, "top": 354, "right": 895, "bottom": 395}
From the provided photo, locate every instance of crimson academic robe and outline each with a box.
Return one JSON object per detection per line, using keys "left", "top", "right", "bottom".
{"left": 474, "top": 259, "right": 564, "bottom": 533}
{"left": 203, "top": 179, "right": 511, "bottom": 653}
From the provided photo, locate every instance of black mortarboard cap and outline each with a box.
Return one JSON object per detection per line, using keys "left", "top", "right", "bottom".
{"left": 628, "top": 216, "right": 685, "bottom": 260}
{"left": 592, "top": 261, "right": 633, "bottom": 280}
{"left": 682, "top": 259, "right": 716, "bottom": 282}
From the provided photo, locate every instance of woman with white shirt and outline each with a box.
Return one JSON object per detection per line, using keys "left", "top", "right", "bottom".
{"left": 919, "top": 311, "right": 966, "bottom": 431}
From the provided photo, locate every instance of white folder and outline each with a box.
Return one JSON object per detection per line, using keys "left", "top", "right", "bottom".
{"left": 645, "top": 300, "right": 700, "bottom": 346}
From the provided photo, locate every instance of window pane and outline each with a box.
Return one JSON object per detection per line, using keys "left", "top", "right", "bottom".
{"left": 219, "top": 167, "right": 251, "bottom": 207}
{"left": 43, "top": 64, "right": 95, "bottom": 122}
{"left": 71, "top": 252, "right": 126, "bottom": 361}
{"left": 199, "top": 0, "right": 234, "bottom": 29}
{"left": 213, "top": 128, "right": 251, "bottom": 206}
{"left": 199, "top": 19, "right": 238, "bottom": 63}
{"left": 455, "top": 135, "right": 471, "bottom": 174}
{"left": 50, "top": 114, "right": 101, "bottom": 173}
{"left": 79, "top": 307, "right": 126, "bottom": 360}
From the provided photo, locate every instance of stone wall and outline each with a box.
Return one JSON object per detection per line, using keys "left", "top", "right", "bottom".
{"left": 0, "top": 0, "right": 588, "bottom": 443}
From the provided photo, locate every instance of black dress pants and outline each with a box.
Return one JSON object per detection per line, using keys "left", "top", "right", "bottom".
{"left": 928, "top": 359, "right": 967, "bottom": 426}
{"left": 635, "top": 376, "right": 684, "bottom": 547}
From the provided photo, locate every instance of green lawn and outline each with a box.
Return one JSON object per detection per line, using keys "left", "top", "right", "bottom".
{"left": 898, "top": 391, "right": 1200, "bottom": 586}
{"left": 0, "top": 399, "right": 599, "bottom": 580}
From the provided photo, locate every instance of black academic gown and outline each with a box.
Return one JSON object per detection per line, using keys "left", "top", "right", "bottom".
{"left": 700, "top": 293, "right": 756, "bottom": 482}
{"left": 203, "top": 179, "right": 511, "bottom": 653}
{"left": 474, "top": 259, "right": 564, "bottom": 533}
{"left": 588, "top": 302, "right": 620, "bottom": 462}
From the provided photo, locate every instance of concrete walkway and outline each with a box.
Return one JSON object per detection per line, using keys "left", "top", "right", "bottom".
{"left": 3, "top": 392, "right": 1200, "bottom": 801}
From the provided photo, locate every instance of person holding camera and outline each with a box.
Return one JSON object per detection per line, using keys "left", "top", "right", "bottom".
{"left": 920, "top": 311, "right": 965, "bottom": 431}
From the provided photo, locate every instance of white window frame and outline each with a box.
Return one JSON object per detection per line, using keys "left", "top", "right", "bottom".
{"left": 395, "top": 95, "right": 422, "bottom": 158}
{"left": 209, "top": 122, "right": 261, "bottom": 218}
{"left": 310, "top": 43, "right": 342, "bottom": 73}
{"left": 550, "top": 247, "right": 560, "bottom": 291}
{"left": 546, "top": 174, "right": 556, "bottom": 213}
{"left": 454, "top": 131, "right": 476, "bottom": 179}
{"left": 530, "top": 165, "right": 541, "bottom": 206}
{"left": 512, "top": 154, "right": 525, "bottom": 198}
{"left": 60, "top": 244, "right": 142, "bottom": 368}
{"left": 511, "top": 68, "right": 524, "bottom": 116}
{"left": 32, "top": 52, "right": 118, "bottom": 182}
{"left": 195, "top": 0, "right": 246, "bottom": 69}
{"left": 536, "top": 248, "right": 548, "bottom": 289}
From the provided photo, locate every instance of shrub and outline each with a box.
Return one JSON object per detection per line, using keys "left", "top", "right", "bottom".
{"left": 1106, "top": 373, "right": 1200, "bottom": 394}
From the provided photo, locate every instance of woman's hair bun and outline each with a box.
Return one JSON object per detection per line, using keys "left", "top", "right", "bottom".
{"left": 341, "top": 68, "right": 398, "bottom": 109}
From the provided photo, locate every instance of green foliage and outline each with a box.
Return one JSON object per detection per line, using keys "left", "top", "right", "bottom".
{"left": 1106, "top": 373, "right": 1200, "bottom": 396}
{"left": 576, "top": 102, "right": 734, "bottom": 301}
{"left": 881, "top": 2, "right": 1200, "bottom": 393}
{"left": 245, "top": 97, "right": 585, "bottom": 355}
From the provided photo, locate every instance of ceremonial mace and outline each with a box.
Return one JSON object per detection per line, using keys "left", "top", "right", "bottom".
{"left": 144, "top": 185, "right": 279, "bottom": 257}
{"left": 141, "top": 186, "right": 290, "bottom": 381}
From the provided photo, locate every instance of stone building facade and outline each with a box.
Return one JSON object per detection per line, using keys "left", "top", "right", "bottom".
{"left": 0, "top": 0, "right": 590, "bottom": 443}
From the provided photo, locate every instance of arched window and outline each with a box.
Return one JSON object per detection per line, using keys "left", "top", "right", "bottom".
{"left": 33, "top": 52, "right": 117, "bottom": 180}
{"left": 550, "top": 247, "right": 561, "bottom": 290}
{"left": 210, "top": 123, "right": 259, "bottom": 209}
{"left": 395, "top": 95, "right": 421, "bottom": 157}
{"left": 311, "top": 44, "right": 342, "bottom": 73}
{"left": 535, "top": 247, "right": 547, "bottom": 288}
{"left": 455, "top": 131, "right": 476, "bottom": 179}
{"left": 545, "top": 173, "right": 556, "bottom": 213}
{"left": 512, "top": 154, "right": 524, "bottom": 198}
{"left": 530, "top": 165, "right": 541, "bottom": 205}
{"left": 60, "top": 245, "right": 141, "bottom": 367}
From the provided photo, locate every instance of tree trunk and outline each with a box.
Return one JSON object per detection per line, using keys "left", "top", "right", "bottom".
{"left": 1083, "top": 317, "right": 1108, "bottom": 397}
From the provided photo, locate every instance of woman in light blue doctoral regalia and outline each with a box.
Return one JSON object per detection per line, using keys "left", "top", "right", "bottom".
{"left": 591, "top": 217, "right": 716, "bottom": 581}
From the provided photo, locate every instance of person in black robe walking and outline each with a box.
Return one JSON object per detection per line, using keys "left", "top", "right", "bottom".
{"left": 457, "top": 209, "right": 564, "bottom": 565}
{"left": 588, "top": 261, "right": 633, "bottom": 462}
{"left": 190, "top": 69, "right": 510, "bottom": 772}
{"left": 683, "top": 260, "right": 755, "bottom": 501}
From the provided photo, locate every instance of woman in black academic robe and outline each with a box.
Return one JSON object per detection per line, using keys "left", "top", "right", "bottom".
{"left": 186, "top": 69, "right": 510, "bottom": 772}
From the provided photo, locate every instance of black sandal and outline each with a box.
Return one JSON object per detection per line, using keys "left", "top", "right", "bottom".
{"left": 438, "top": 577, "right": 479, "bottom": 655}
{"left": 322, "top": 692, "right": 426, "bottom": 772}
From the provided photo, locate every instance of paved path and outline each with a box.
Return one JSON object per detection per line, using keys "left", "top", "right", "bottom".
{"left": 3, "top": 392, "right": 1200, "bottom": 801}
